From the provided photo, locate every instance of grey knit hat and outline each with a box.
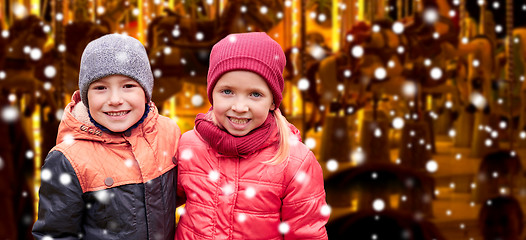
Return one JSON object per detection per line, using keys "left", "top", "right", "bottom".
{"left": 79, "top": 33, "right": 154, "bottom": 107}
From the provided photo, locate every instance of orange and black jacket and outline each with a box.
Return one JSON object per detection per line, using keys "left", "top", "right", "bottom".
{"left": 32, "top": 91, "right": 180, "bottom": 239}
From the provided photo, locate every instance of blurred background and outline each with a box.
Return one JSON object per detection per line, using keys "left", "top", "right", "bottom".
{"left": 1, "top": 0, "right": 526, "bottom": 239}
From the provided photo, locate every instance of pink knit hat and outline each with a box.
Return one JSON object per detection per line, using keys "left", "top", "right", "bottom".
{"left": 207, "top": 32, "right": 286, "bottom": 107}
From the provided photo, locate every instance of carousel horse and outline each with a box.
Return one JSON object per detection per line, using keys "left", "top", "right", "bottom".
{"left": 324, "top": 162, "right": 436, "bottom": 218}
{"left": 327, "top": 209, "right": 446, "bottom": 239}
{"left": 473, "top": 150, "right": 522, "bottom": 203}
{"left": 146, "top": 0, "right": 284, "bottom": 105}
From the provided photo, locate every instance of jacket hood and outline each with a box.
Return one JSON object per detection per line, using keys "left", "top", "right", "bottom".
{"left": 55, "top": 90, "right": 160, "bottom": 145}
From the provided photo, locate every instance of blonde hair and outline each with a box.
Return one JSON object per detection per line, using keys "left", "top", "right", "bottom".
{"left": 207, "top": 109, "right": 291, "bottom": 165}
{"left": 262, "top": 109, "right": 290, "bottom": 165}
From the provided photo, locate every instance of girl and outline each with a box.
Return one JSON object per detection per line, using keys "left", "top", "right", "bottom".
{"left": 176, "top": 32, "right": 329, "bottom": 239}
{"left": 32, "top": 34, "right": 180, "bottom": 239}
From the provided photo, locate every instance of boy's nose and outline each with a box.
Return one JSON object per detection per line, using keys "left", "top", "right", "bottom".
{"left": 108, "top": 90, "right": 124, "bottom": 105}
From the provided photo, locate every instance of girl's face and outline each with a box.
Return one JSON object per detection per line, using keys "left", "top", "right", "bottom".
{"left": 87, "top": 75, "right": 146, "bottom": 133}
{"left": 212, "top": 71, "right": 275, "bottom": 136}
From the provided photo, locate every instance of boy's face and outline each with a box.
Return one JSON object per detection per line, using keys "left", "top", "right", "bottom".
{"left": 87, "top": 75, "right": 146, "bottom": 133}
{"left": 212, "top": 71, "right": 275, "bottom": 136}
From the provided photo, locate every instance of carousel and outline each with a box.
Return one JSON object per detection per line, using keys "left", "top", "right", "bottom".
{"left": 1, "top": 0, "right": 526, "bottom": 239}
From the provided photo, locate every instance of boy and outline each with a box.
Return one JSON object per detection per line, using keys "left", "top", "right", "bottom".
{"left": 32, "top": 34, "right": 180, "bottom": 239}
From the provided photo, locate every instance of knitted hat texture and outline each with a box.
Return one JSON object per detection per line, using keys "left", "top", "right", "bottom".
{"left": 79, "top": 33, "right": 154, "bottom": 107}
{"left": 207, "top": 32, "right": 286, "bottom": 107}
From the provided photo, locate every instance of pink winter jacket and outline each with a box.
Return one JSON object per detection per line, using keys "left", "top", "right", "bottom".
{"left": 175, "top": 124, "right": 329, "bottom": 239}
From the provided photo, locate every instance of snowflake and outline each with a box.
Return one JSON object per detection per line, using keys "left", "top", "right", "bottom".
{"left": 115, "top": 52, "right": 128, "bottom": 64}
{"left": 180, "top": 149, "right": 193, "bottom": 161}
{"left": 278, "top": 222, "right": 290, "bottom": 234}
{"left": 209, "top": 170, "right": 220, "bottom": 182}
{"left": 41, "top": 168, "right": 52, "bottom": 182}
{"left": 244, "top": 187, "right": 256, "bottom": 198}
{"left": 59, "top": 173, "right": 72, "bottom": 185}
{"left": 95, "top": 190, "right": 111, "bottom": 204}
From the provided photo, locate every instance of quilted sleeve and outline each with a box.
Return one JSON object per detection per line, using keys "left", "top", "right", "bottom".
{"left": 281, "top": 151, "right": 329, "bottom": 239}
{"left": 32, "top": 150, "right": 85, "bottom": 240}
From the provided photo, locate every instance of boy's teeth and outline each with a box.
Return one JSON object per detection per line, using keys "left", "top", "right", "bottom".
{"left": 230, "top": 118, "right": 248, "bottom": 124}
{"left": 107, "top": 111, "right": 127, "bottom": 116}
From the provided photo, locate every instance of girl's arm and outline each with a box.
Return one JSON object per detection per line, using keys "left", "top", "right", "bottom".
{"left": 281, "top": 151, "right": 329, "bottom": 240}
{"left": 32, "top": 150, "right": 85, "bottom": 240}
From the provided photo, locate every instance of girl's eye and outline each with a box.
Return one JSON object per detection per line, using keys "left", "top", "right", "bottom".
{"left": 250, "top": 92, "right": 262, "bottom": 98}
{"left": 221, "top": 89, "right": 232, "bottom": 95}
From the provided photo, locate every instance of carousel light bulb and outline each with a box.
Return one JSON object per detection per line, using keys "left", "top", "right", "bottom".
{"left": 424, "top": 59, "right": 432, "bottom": 66}
{"left": 499, "top": 121, "right": 507, "bottom": 129}
{"left": 344, "top": 69, "right": 352, "bottom": 78}
{"left": 43, "top": 25, "right": 51, "bottom": 33}
{"left": 402, "top": 81, "right": 416, "bottom": 97}
{"left": 309, "top": 11, "right": 317, "bottom": 19}
{"left": 388, "top": 60, "right": 395, "bottom": 68}
{"left": 191, "top": 94, "right": 204, "bottom": 107}
{"left": 305, "top": 138, "right": 316, "bottom": 149}
{"left": 1, "top": 30, "right": 8, "bottom": 38}
{"left": 172, "top": 28, "right": 180, "bottom": 38}
{"left": 397, "top": 46, "right": 404, "bottom": 54}
{"left": 132, "top": 8, "right": 139, "bottom": 16}
{"left": 374, "top": 128, "right": 382, "bottom": 138}
{"left": 430, "top": 67, "right": 442, "bottom": 80}
{"left": 492, "top": 1, "right": 499, "bottom": 9}
{"left": 58, "top": 44, "right": 66, "bottom": 52}
{"left": 337, "top": 84, "right": 344, "bottom": 92}
{"left": 470, "top": 92, "right": 487, "bottom": 110}
{"left": 374, "top": 67, "right": 387, "bottom": 80}
{"left": 196, "top": 32, "right": 204, "bottom": 41}
{"left": 372, "top": 199, "right": 385, "bottom": 211}
{"left": 372, "top": 24, "right": 380, "bottom": 33}
{"left": 318, "top": 13, "right": 327, "bottom": 22}
{"left": 449, "top": 10, "right": 456, "bottom": 17}
{"left": 97, "top": 6, "right": 105, "bottom": 14}
{"left": 520, "top": 131, "right": 526, "bottom": 139}
{"left": 423, "top": 8, "right": 438, "bottom": 24}
{"left": 392, "top": 117, "right": 404, "bottom": 129}
{"left": 276, "top": 12, "right": 283, "bottom": 19}
{"left": 495, "top": 25, "right": 503, "bottom": 33}
{"left": 43, "top": 82, "right": 52, "bottom": 91}
{"left": 153, "top": 69, "right": 162, "bottom": 78}
{"left": 0, "top": 71, "right": 6, "bottom": 79}
{"left": 206, "top": 0, "right": 213, "bottom": 5}
{"left": 485, "top": 139, "right": 493, "bottom": 147}
{"left": 285, "top": 0, "right": 292, "bottom": 7}
{"left": 298, "top": 78, "right": 310, "bottom": 91}
{"left": 30, "top": 48, "right": 42, "bottom": 60}
{"left": 351, "top": 46, "right": 364, "bottom": 58}
{"left": 260, "top": 6, "right": 268, "bottom": 14}
{"left": 352, "top": 148, "right": 365, "bottom": 165}
{"left": 462, "top": 37, "right": 469, "bottom": 44}
{"left": 433, "top": 32, "right": 440, "bottom": 39}
{"left": 326, "top": 159, "right": 338, "bottom": 172}
{"left": 472, "top": 59, "right": 480, "bottom": 67}
{"left": 347, "top": 34, "right": 354, "bottom": 42}
{"left": 426, "top": 160, "right": 438, "bottom": 173}
{"left": 339, "top": 3, "right": 347, "bottom": 10}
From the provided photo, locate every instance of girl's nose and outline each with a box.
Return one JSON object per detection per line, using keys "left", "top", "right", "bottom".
{"left": 231, "top": 100, "right": 248, "bottom": 112}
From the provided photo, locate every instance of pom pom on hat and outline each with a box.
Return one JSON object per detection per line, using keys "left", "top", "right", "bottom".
{"left": 207, "top": 32, "right": 286, "bottom": 108}
{"left": 78, "top": 33, "right": 154, "bottom": 107}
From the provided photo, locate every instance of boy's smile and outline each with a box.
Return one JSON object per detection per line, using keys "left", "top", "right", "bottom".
{"left": 87, "top": 75, "right": 147, "bottom": 133}
{"left": 212, "top": 71, "right": 275, "bottom": 136}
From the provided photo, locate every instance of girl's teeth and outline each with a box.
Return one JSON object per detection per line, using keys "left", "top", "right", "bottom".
{"left": 230, "top": 118, "right": 248, "bottom": 124}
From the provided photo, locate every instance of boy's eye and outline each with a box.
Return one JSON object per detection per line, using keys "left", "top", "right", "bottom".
{"left": 92, "top": 86, "right": 106, "bottom": 90}
{"left": 123, "top": 84, "right": 137, "bottom": 88}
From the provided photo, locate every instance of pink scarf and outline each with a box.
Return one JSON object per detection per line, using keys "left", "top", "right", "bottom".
{"left": 195, "top": 111, "right": 276, "bottom": 156}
